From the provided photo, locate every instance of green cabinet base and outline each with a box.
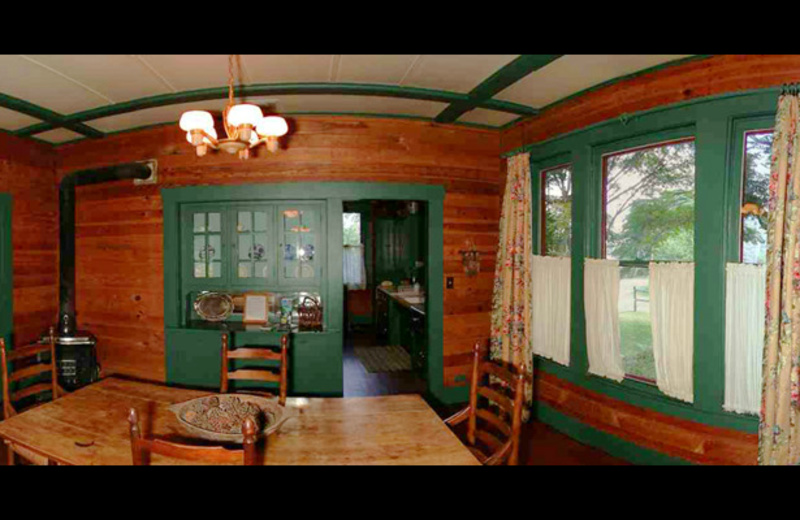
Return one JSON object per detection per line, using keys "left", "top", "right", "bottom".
{"left": 165, "top": 328, "right": 343, "bottom": 396}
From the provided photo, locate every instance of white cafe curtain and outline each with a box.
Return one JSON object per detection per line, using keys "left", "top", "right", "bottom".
{"left": 343, "top": 245, "right": 366, "bottom": 290}
{"left": 724, "top": 262, "right": 765, "bottom": 415}
{"left": 531, "top": 255, "right": 571, "bottom": 366}
{"left": 584, "top": 258, "right": 625, "bottom": 382}
{"left": 650, "top": 262, "right": 695, "bottom": 403}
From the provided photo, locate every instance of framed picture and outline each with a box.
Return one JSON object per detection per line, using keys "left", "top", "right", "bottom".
{"left": 243, "top": 292, "right": 270, "bottom": 324}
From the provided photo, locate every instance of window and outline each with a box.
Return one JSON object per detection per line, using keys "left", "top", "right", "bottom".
{"left": 542, "top": 165, "right": 572, "bottom": 256}
{"left": 603, "top": 139, "right": 696, "bottom": 382}
{"left": 343, "top": 213, "right": 361, "bottom": 246}
{"left": 343, "top": 213, "right": 365, "bottom": 289}
{"left": 740, "top": 130, "right": 773, "bottom": 265}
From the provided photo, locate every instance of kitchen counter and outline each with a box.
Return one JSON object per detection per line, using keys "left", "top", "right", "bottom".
{"left": 377, "top": 286, "right": 425, "bottom": 315}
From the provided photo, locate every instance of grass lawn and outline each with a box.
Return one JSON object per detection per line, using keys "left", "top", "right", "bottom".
{"left": 619, "top": 311, "right": 656, "bottom": 381}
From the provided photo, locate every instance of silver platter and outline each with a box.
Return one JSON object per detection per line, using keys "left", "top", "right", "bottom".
{"left": 194, "top": 292, "right": 234, "bottom": 322}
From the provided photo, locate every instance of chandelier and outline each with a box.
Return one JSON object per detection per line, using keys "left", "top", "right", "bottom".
{"left": 179, "top": 55, "right": 288, "bottom": 160}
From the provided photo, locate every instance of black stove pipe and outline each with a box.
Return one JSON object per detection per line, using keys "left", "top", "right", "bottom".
{"left": 59, "top": 162, "right": 155, "bottom": 337}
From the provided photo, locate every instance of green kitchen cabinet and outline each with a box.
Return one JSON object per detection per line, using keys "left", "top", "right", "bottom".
{"left": 165, "top": 328, "right": 223, "bottom": 390}
{"left": 278, "top": 203, "right": 324, "bottom": 287}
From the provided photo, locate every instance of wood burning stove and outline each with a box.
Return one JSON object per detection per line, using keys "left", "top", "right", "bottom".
{"left": 50, "top": 161, "right": 156, "bottom": 390}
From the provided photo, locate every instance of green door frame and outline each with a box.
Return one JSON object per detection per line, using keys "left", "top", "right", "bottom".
{"left": 0, "top": 193, "right": 11, "bottom": 348}
{"left": 162, "top": 182, "right": 458, "bottom": 404}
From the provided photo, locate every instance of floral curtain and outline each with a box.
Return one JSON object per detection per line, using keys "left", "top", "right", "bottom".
{"left": 760, "top": 93, "right": 800, "bottom": 465}
{"left": 490, "top": 153, "right": 533, "bottom": 411}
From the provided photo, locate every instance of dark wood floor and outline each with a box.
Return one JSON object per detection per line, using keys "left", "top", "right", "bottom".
{"left": 343, "top": 329, "right": 628, "bottom": 465}
{"left": 343, "top": 330, "right": 427, "bottom": 397}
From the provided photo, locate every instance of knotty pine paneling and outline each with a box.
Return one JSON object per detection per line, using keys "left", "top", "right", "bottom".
{"left": 536, "top": 371, "right": 758, "bottom": 465}
{"left": 501, "top": 55, "right": 800, "bottom": 154}
{"left": 0, "top": 133, "right": 58, "bottom": 347}
{"left": 56, "top": 116, "right": 503, "bottom": 383}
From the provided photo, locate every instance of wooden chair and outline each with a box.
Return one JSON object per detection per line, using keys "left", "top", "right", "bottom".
{"left": 444, "top": 342, "right": 527, "bottom": 466}
{"left": 221, "top": 333, "right": 288, "bottom": 406}
{"left": 128, "top": 408, "right": 260, "bottom": 466}
{"left": 1, "top": 327, "right": 67, "bottom": 465}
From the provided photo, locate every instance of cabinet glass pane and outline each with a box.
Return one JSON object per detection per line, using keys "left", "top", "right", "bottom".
{"left": 252, "top": 234, "right": 268, "bottom": 260}
{"left": 238, "top": 263, "right": 252, "bottom": 278}
{"left": 209, "top": 262, "right": 222, "bottom": 278}
{"left": 208, "top": 213, "right": 221, "bottom": 233}
{"left": 194, "top": 235, "right": 206, "bottom": 262}
{"left": 254, "top": 212, "right": 268, "bottom": 232}
{"left": 239, "top": 234, "right": 252, "bottom": 261}
{"left": 255, "top": 261, "right": 269, "bottom": 278}
{"left": 238, "top": 212, "right": 252, "bottom": 233}
{"left": 193, "top": 213, "right": 206, "bottom": 233}
{"left": 283, "top": 209, "right": 300, "bottom": 232}
{"left": 208, "top": 235, "right": 221, "bottom": 262}
{"left": 194, "top": 263, "right": 206, "bottom": 278}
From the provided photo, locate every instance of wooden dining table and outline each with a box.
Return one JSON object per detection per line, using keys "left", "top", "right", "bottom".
{"left": 0, "top": 377, "right": 480, "bottom": 465}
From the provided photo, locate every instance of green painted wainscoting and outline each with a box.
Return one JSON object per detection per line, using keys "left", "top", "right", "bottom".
{"left": 162, "top": 183, "right": 455, "bottom": 403}
{"left": 520, "top": 87, "right": 782, "bottom": 462}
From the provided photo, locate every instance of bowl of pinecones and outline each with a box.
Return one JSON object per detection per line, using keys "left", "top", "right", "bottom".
{"left": 169, "top": 394, "right": 287, "bottom": 443}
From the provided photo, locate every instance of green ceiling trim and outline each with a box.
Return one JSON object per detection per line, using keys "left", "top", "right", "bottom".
{"left": 15, "top": 82, "right": 537, "bottom": 138}
{"left": 51, "top": 110, "right": 502, "bottom": 147}
{"left": 435, "top": 54, "right": 561, "bottom": 124}
{"left": 0, "top": 93, "right": 104, "bottom": 139}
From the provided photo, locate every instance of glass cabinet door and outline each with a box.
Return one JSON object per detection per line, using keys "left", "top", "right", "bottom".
{"left": 279, "top": 204, "right": 322, "bottom": 285}
{"left": 189, "top": 209, "right": 225, "bottom": 282}
{"left": 234, "top": 207, "right": 275, "bottom": 284}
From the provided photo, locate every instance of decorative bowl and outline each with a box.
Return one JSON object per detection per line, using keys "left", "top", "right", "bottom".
{"left": 194, "top": 292, "right": 234, "bottom": 322}
{"left": 168, "top": 394, "right": 287, "bottom": 443}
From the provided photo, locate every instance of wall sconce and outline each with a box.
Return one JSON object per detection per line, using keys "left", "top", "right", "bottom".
{"left": 459, "top": 240, "right": 481, "bottom": 277}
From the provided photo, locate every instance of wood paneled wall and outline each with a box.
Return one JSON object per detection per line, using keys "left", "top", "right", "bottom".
{"left": 537, "top": 371, "right": 757, "bottom": 465}
{"left": 502, "top": 54, "right": 800, "bottom": 154}
{"left": 0, "top": 132, "right": 58, "bottom": 347}
{"left": 56, "top": 117, "right": 502, "bottom": 382}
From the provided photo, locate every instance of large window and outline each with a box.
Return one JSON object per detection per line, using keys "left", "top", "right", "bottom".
{"left": 740, "top": 130, "right": 773, "bottom": 265}
{"left": 603, "top": 139, "right": 696, "bottom": 382}
{"left": 541, "top": 165, "right": 572, "bottom": 256}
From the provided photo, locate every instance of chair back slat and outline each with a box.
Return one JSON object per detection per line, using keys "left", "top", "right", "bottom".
{"left": 227, "top": 349, "right": 282, "bottom": 361}
{"left": 477, "top": 385, "right": 515, "bottom": 414}
{"left": 221, "top": 333, "right": 289, "bottom": 406}
{"left": 6, "top": 344, "right": 51, "bottom": 362}
{"left": 459, "top": 342, "right": 527, "bottom": 466}
{"left": 128, "top": 408, "right": 260, "bottom": 466}
{"left": 9, "top": 363, "right": 51, "bottom": 383}
{"left": 11, "top": 382, "right": 54, "bottom": 403}
{"left": 475, "top": 408, "right": 512, "bottom": 437}
{"left": 1, "top": 328, "right": 61, "bottom": 420}
{"left": 227, "top": 370, "right": 281, "bottom": 383}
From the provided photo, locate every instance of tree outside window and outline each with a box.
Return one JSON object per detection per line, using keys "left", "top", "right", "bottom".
{"left": 603, "top": 139, "right": 696, "bottom": 382}
{"left": 741, "top": 131, "right": 773, "bottom": 265}
{"left": 542, "top": 166, "right": 572, "bottom": 257}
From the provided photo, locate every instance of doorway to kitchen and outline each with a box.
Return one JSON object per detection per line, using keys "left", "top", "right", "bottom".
{"left": 342, "top": 200, "right": 427, "bottom": 397}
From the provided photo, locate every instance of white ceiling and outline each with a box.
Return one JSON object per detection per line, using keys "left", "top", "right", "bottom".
{"left": 0, "top": 55, "right": 697, "bottom": 144}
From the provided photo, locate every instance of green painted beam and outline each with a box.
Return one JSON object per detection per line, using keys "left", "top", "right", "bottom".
{"left": 434, "top": 55, "right": 561, "bottom": 124}
{"left": 14, "top": 82, "right": 538, "bottom": 138}
{"left": 0, "top": 93, "right": 104, "bottom": 139}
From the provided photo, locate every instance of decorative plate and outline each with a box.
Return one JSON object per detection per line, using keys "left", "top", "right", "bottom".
{"left": 194, "top": 292, "right": 234, "bottom": 322}
{"left": 169, "top": 394, "right": 288, "bottom": 443}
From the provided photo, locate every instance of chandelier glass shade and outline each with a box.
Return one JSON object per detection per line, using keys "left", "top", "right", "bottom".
{"left": 178, "top": 56, "right": 288, "bottom": 160}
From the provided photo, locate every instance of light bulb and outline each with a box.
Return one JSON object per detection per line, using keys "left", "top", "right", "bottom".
{"left": 256, "top": 116, "right": 288, "bottom": 137}
{"left": 185, "top": 126, "right": 217, "bottom": 145}
{"left": 179, "top": 110, "right": 214, "bottom": 132}
{"left": 227, "top": 104, "right": 263, "bottom": 128}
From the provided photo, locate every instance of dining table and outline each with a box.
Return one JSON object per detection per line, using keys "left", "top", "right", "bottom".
{"left": 0, "top": 377, "right": 480, "bottom": 465}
